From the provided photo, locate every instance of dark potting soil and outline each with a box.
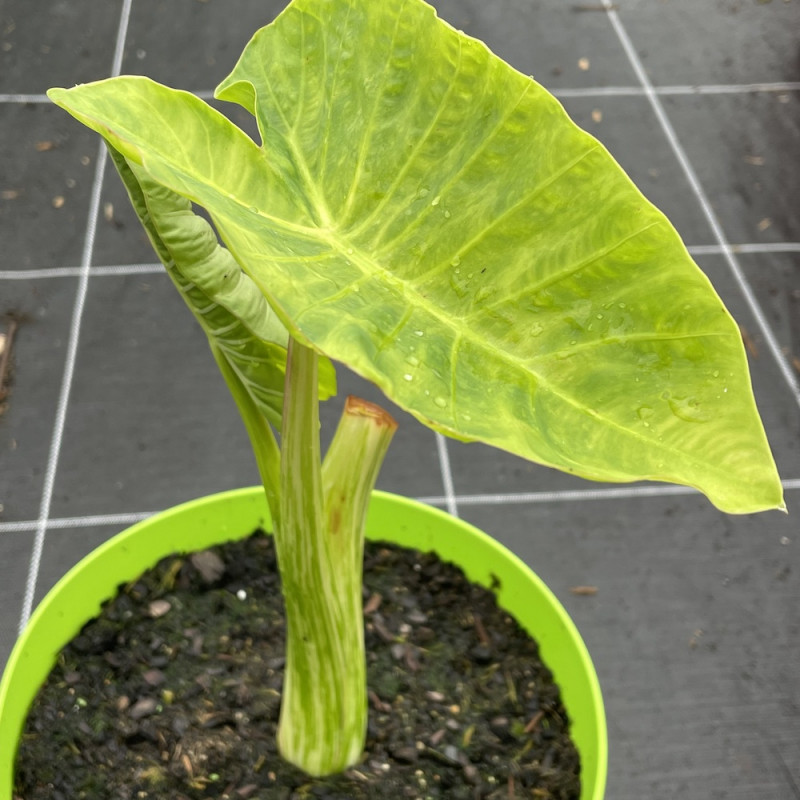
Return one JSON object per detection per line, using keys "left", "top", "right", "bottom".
{"left": 15, "top": 532, "right": 580, "bottom": 800}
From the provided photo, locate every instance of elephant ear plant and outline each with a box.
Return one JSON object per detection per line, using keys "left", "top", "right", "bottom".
{"left": 49, "top": 0, "right": 783, "bottom": 779}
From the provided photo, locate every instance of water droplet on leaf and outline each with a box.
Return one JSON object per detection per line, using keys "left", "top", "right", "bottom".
{"left": 637, "top": 406, "right": 654, "bottom": 421}
{"left": 668, "top": 395, "right": 711, "bottom": 423}
{"left": 434, "top": 396, "right": 447, "bottom": 408}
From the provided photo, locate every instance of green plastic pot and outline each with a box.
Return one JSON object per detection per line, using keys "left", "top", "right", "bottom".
{"left": 0, "top": 488, "right": 607, "bottom": 798}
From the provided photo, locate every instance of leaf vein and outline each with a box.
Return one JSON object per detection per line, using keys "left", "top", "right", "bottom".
{"left": 370, "top": 78, "right": 533, "bottom": 256}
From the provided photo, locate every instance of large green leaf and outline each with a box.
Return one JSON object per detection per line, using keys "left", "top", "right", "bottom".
{"left": 48, "top": 0, "right": 782, "bottom": 513}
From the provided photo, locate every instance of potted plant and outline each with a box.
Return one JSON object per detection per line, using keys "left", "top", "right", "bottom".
{"left": 0, "top": 0, "right": 783, "bottom": 796}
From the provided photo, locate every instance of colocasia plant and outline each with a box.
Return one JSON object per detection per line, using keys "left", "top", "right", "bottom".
{"left": 50, "top": 0, "right": 783, "bottom": 778}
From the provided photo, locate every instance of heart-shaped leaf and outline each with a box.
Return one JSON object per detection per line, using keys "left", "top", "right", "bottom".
{"left": 48, "top": 0, "right": 782, "bottom": 513}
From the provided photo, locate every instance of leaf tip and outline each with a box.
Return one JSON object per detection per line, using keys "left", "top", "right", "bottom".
{"left": 46, "top": 87, "right": 66, "bottom": 105}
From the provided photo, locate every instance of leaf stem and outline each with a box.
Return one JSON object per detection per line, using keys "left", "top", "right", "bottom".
{"left": 209, "top": 341, "right": 281, "bottom": 525}
{"left": 276, "top": 337, "right": 397, "bottom": 775}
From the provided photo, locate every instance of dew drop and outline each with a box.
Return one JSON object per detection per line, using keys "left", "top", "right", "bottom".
{"left": 347, "top": 247, "right": 354, "bottom": 255}
{"left": 462, "top": 413, "right": 472, "bottom": 422}
{"left": 637, "top": 406, "right": 655, "bottom": 421}
{"left": 451, "top": 256, "right": 461, "bottom": 267}
{"left": 443, "top": 210, "right": 451, "bottom": 219}
{"left": 403, "top": 373, "right": 413, "bottom": 382}
{"left": 414, "top": 330, "right": 425, "bottom": 337}
{"left": 449, "top": 274, "right": 468, "bottom": 298}
{"left": 431, "top": 196, "right": 441, "bottom": 207}
{"left": 406, "top": 355, "right": 420, "bottom": 367}
{"left": 596, "top": 313, "right": 603, "bottom": 319}
{"left": 248, "top": 205, "right": 259, "bottom": 213}
{"left": 434, "top": 396, "right": 447, "bottom": 408}
{"left": 668, "top": 395, "right": 711, "bottom": 423}
{"left": 713, "top": 370, "right": 720, "bottom": 378}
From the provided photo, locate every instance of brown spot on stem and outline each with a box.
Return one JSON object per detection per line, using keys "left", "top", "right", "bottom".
{"left": 344, "top": 395, "right": 398, "bottom": 430}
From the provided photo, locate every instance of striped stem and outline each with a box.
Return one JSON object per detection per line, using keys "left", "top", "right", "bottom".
{"left": 276, "top": 338, "right": 397, "bottom": 775}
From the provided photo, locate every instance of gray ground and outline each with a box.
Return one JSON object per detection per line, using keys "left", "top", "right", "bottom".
{"left": 1, "top": 1, "right": 799, "bottom": 798}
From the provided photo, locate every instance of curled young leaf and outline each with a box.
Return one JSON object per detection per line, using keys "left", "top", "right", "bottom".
{"left": 107, "top": 148, "right": 336, "bottom": 431}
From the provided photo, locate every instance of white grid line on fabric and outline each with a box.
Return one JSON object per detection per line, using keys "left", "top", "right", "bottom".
{"left": 435, "top": 433, "right": 459, "bottom": 518}
{"left": 2, "top": 242, "right": 798, "bottom": 281}
{"left": 689, "top": 243, "right": 800, "bottom": 256}
{"left": 602, "top": 0, "right": 800, "bottom": 410}
{"left": 553, "top": 82, "right": 800, "bottom": 98}
{"left": 421, "top": 477, "right": 800, "bottom": 508}
{"left": 0, "top": 94, "right": 51, "bottom": 103}
{"left": 16, "top": 0, "right": 135, "bottom": 636}
{"left": 2, "top": 478, "right": 799, "bottom": 536}
{"left": 2, "top": 81, "right": 799, "bottom": 107}
{"left": 0, "top": 513, "right": 154, "bottom": 535}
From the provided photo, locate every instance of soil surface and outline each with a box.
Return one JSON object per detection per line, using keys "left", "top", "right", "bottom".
{"left": 15, "top": 532, "right": 580, "bottom": 799}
